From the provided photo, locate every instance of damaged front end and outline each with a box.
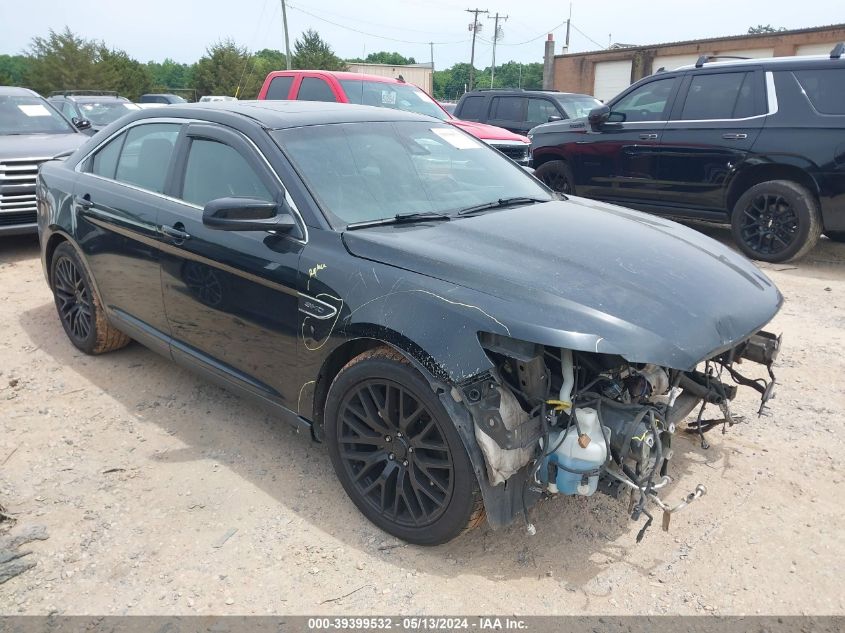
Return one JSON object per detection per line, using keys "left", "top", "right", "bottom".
{"left": 457, "top": 331, "right": 780, "bottom": 541}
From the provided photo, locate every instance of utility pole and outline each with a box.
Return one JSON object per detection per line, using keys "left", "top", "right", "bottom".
{"left": 430, "top": 42, "right": 435, "bottom": 96}
{"left": 281, "top": 0, "right": 292, "bottom": 69}
{"left": 465, "top": 8, "right": 488, "bottom": 91}
{"left": 488, "top": 12, "right": 507, "bottom": 88}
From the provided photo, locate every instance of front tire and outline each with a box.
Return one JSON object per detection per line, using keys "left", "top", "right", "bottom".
{"left": 731, "top": 180, "right": 821, "bottom": 262}
{"left": 325, "top": 347, "right": 483, "bottom": 545}
{"left": 534, "top": 160, "right": 574, "bottom": 195}
{"left": 51, "top": 242, "right": 131, "bottom": 355}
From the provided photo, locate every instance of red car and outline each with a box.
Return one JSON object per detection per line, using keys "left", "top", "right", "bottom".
{"left": 257, "top": 70, "right": 530, "bottom": 165}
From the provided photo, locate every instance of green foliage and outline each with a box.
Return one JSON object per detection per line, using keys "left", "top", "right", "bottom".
{"left": 292, "top": 29, "right": 346, "bottom": 71}
{"left": 244, "top": 48, "right": 288, "bottom": 98}
{"left": 193, "top": 40, "right": 251, "bottom": 98}
{"left": 97, "top": 48, "right": 153, "bottom": 100}
{"left": 25, "top": 27, "right": 101, "bottom": 95}
{"left": 0, "top": 55, "right": 29, "bottom": 86}
{"left": 432, "top": 61, "right": 543, "bottom": 100}
{"left": 347, "top": 51, "right": 417, "bottom": 65}
{"left": 146, "top": 58, "right": 194, "bottom": 92}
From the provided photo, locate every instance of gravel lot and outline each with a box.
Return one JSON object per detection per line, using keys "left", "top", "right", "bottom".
{"left": 1, "top": 229, "right": 843, "bottom": 616}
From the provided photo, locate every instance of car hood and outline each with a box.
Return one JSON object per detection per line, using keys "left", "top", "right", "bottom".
{"left": 342, "top": 197, "right": 782, "bottom": 370}
{"left": 0, "top": 133, "right": 86, "bottom": 161}
{"left": 449, "top": 119, "right": 529, "bottom": 143}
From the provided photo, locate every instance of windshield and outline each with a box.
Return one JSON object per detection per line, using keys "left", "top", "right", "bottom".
{"left": 0, "top": 95, "right": 75, "bottom": 135}
{"left": 558, "top": 96, "right": 603, "bottom": 119}
{"left": 339, "top": 80, "right": 449, "bottom": 121}
{"left": 78, "top": 101, "right": 140, "bottom": 126}
{"left": 274, "top": 121, "right": 551, "bottom": 227}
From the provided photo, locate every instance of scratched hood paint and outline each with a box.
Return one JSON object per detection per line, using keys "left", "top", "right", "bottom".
{"left": 342, "top": 197, "right": 782, "bottom": 370}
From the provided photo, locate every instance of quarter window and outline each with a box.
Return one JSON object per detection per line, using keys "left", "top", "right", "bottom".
{"left": 296, "top": 77, "right": 336, "bottom": 102}
{"left": 680, "top": 72, "right": 756, "bottom": 120}
{"left": 793, "top": 69, "right": 845, "bottom": 115}
{"left": 114, "top": 123, "right": 181, "bottom": 194}
{"left": 611, "top": 77, "right": 679, "bottom": 122}
{"left": 181, "top": 139, "right": 273, "bottom": 207}
{"left": 91, "top": 132, "right": 126, "bottom": 179}
{"left": 266, "top": 75, "right": 294, "bottom": 100}
{"left": 458, "top": 96, "right": 485, "bottom": 121}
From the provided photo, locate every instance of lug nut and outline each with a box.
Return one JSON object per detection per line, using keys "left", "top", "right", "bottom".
{"left": 385, "top": 435, "right": 392, "bottom": 442}
{"left": 402, "top": 459, "right": 409, "bottom": 467}
{"left": 397, "top": 432, "right": 402, "bottom": 437}
{"left": 388, "top": 453, "right": 395, "bottom": 461}
{"left": 408, "top": 447, "right": 414, "bottom": 453}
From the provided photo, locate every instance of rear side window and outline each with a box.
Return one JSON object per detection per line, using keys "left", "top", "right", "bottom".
{"left": 680, "top": 72, "right": 756, "bottom": 120}
{"left": 794, "top": 69, "right": 845, "bottom": 115}
{"left": 491, "top": 96, "right": 524, "bottom": 121}
{"left": 458, "top": 96, "right": 485, "bottom": 121}
{"left": 297, "top": 77, "right": 336, "bottom": 102}
{"left": 91, "top": 132, "right": 126, "bottom": 179}
{"left": 266, "top": 76, "right": 294, "bottom": 100}
{"left": 181, "top": 139, "right": 272, "bottom": 207}
{"left": 114, "top": 123, "right": 181, "bottom": 193}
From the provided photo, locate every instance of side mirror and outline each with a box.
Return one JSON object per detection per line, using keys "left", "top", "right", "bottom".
{"left": 587, "top": 105, "right": 610, "bottom": 130}
{"left": 72, "top": 117, "right": 92, "bottom": 131}
{"left": 547, "top": 115, "right": 563, "bottom": 122}
{"left": 202, "top": 197, "right": 296, "bottom": 233}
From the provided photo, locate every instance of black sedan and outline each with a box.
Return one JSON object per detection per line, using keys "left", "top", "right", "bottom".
{"left": 37, "top": 101, "right": 782, "bottom": 544}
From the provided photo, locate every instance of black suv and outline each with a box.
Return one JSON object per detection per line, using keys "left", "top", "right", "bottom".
{"left": 454, "top": 89, "right": 601, "bottom": 136}
{"left": 48, "top": 91, "right": 140, "bottom": 133}
{"left": 529, "top": 46, "right": 845, "bottom": 262}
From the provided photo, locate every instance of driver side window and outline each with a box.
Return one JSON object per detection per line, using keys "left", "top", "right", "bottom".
{"left": 610, "top": 77, "right": 679, "bottom": 123}
{"left": 181, "top": 139, "right": 273, "bottom": 208}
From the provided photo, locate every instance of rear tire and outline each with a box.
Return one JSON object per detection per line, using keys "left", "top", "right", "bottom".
{"left": 324, "top": 346, "right": 484, "bottom": 545}
{"left": 50, "top": 242, "right": 130, "bottom": 355}
{"left": 730, "top": 180, "right": 821, "bottom": 263}
{"left": 534, "top": 160, "right": 574, "bottom": 195}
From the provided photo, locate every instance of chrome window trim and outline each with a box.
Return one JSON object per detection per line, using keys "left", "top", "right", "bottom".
{"left": 74, "top": 116, "right": 308, "bottom": 244}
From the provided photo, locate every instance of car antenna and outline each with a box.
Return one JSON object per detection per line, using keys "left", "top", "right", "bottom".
{"left": 397, "top": 75, "right": 405, "bottom": 83}
{"left": 831, "top": 42, "right": 844, "bottom": 59}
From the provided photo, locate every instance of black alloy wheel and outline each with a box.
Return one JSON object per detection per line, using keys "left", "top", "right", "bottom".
{"left": 534, "top": 160, "right": 574, "bottom": 195}
{"left": 731, "top": 180, "right": 821, "bottom": 263}
{"left": 50, "top": 242, "right": 131, "bottom": 354}
{"left": 336, "top": 378, "right": 454, "bottom": 529}
{"left": 53, "top": 254, "right": 93, "bottom": 344}
{"left": 737, "top": 192, "right": 799, "bottom": 258}
{"left": 325, "top": 347, "right": 483, "bottom": 544}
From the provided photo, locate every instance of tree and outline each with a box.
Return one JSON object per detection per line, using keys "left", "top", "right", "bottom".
{"left": 748, "top": 24, "right": 786, "bottom": 34}
{"left": 292, "top": 29, "right": 346, "bottom": 71}
{"left": 193, "top": 40, "right": 251, "bottom": 98}
{"left": 347, "top": 51, "right": 416, "bottom": 65}
{"left": 0, "top": 55, "right": 30, "bottom": 86}
{"left": 98, "top": 48, "right": 152, "bottom": 100}
{"left": 25, "top": 27, "right": 101, "bottom": 95}
{"left": 146, "top": 58, "right": 194, "bottom": 92}
{"left": 241, "top": 48, "right": 287, "bottom": 98}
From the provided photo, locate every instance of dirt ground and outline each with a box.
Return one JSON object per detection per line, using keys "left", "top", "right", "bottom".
{"left": 0, "top": 228, "right": 843, "bottom": 616}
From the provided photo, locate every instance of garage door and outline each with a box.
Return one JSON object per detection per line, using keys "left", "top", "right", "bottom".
{"left": 593, "top": 60, "right": 632, "bottom": 102}
{"left": 653, "top": 53, "right": 700, "bottom": 72}
{"left": 796, "top": 42, "right": 841, "bottom": 56}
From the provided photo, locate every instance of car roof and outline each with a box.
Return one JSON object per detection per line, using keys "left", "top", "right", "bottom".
{"left": 672, "top": 53, "right": 843, "bottom": 72}
{"left": 0, "top": 86, "right": 39, "bottom": 97}
{"left": 268, "top": 70, "right": 404, "bottom": 84}
{"left": 131, "top": 99, "right": 436, "bottom": 129}
{"left": 462, "top": 89, "right": 596, "bottom": 98}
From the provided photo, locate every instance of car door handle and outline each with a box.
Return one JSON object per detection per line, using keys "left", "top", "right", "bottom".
{"left": 160, "top": 222, "right": 191, "bottom": 244}
{"left": 722, "top": 133, "right": 748, "bottom": 140}
{"left": 74, "top": 194, "right": 93, "bottom": 210}
{"left": 638, "top": 133, "right": 658, "bottom": 140}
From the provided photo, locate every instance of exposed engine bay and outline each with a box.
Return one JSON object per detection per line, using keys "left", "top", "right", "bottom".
{"left": 461, "top": 331, "right": 780, "bottom": 541}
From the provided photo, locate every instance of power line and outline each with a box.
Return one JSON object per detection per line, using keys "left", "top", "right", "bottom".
{"left": 570, "top": 23, "right": 605, "bottom": 49}
{"left": 286, "top": 2, "right": 470, "bottom": 45}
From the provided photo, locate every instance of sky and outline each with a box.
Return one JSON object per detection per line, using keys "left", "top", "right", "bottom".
{"left": 0, "top": 0, "right": 841, "bottom": 69}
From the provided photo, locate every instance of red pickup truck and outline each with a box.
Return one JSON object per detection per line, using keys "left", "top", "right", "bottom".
{"left": 257, "top": 70, "right": 530, "bottom": 165}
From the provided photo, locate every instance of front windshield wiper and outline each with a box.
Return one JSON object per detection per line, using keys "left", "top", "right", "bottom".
{"left": 345, "top": 211, "right": 451, "bottom": 230}
{"left": 456, "top": 196, "right": 549, "bottom": 216}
